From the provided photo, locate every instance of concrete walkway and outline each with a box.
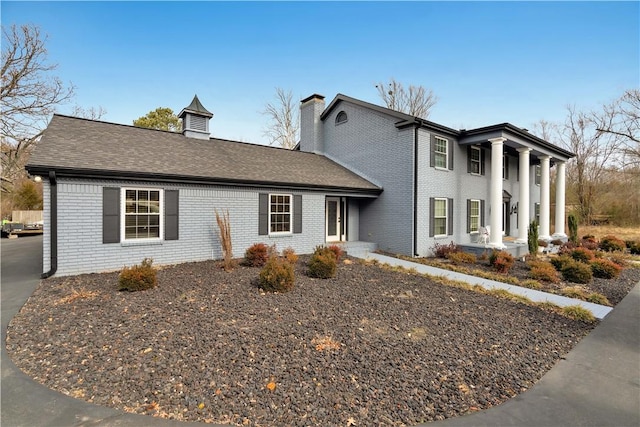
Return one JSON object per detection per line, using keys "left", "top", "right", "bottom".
{"left": 2, "top": 236, "right": 639, "bottom": 426}
{"left": 359, "top": 252, "right": 613, "bottom": 319}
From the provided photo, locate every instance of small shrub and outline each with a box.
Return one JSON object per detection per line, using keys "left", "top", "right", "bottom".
{"left": 431, "top": 241, "right": 460, "bottom": 258}
{"left": 244, "top": 243, "right": 269, "bottom": 267}
{"left": 550, "top": 239, "right": 564, "bottom": 246}
{"left": 550, "top": 255, "right": 573, "bottom": 271}
{"left": 538, "top": 239, "right": 549, "bottom": 248}
{"left": 580, "top": 235, "right": 598, "bottom": 251}
{"left": 562, "top": 305, "right": 595, "bottom": 323}
{"left": 489, "top": 250, "right": 515, "bottom": 274}
{"left": 327, "top": 244, "right": 344, "bottom": 262}
{"left": 587, "top": 293, "right": 611, "bottom": 306}
{"left": 608, "top": 253, "right": 629, "bottom": 268}
{"left": 561, "top": 259, "right": 593, "bottom": 284}
{"left": 308, "top": 246, "right": 337, "bottom": 279}
{"left": 528, "top": 261, "right": 560, "bottom": 283}
{"left": 259, "top": 255, "right": 295, "bottom": 292}
{"left": 118, "top": 258, "right": 157, "bottom": 292}
{"left": 570, "top": 247, "right": 595, "bottom": 263}
{"left": 599, "top": 235, "right": 626, "bottom": 252}
{"left": 558, "top": 241, "right": 576, "bottom": 256}
{"left": 626, "top": 240, "right": 640, "bottom": 255}
{"left": 590, "top": 259, "right": 622, "bottom": 279}
{"left": 282, "top": 247, "right": 298, "bottom": 264}
{"left": 446, "top": 251, "right": 477, "bottom": 265}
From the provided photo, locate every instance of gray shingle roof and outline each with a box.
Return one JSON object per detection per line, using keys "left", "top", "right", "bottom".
{"left": 26, "top": 115, "right": 381, "bottom": 194}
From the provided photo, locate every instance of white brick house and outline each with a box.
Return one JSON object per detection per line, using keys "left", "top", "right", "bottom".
{"left": 27, "top": 94, "right": 573, "bottom": 276}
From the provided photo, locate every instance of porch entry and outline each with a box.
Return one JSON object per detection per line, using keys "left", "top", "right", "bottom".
{"left": 503, "top": 190, "right": 512, "bottom": 236}
{"left": 326, "top": 197, "right": 346, "bottom": 242}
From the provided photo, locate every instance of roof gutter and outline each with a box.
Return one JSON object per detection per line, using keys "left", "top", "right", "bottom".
{"left": 41, "top": 171, "right": 57, "bottom": 279}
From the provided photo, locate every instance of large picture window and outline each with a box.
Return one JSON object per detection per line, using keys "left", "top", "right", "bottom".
{"left": 123, "top": 188, "right": 162, "bottom": 240}
{"left": 269, "top": 194, "right": 291, "bottom": 234}
{"left": 434, "top": 136, "right": 448, "bottom": 169}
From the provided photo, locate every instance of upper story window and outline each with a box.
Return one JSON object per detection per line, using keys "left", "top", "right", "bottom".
{"left": 470, "top": 146, "right": 481, "bottom": 175}
{"left": 123, "top": 188, "right": 163, "bottom": 240}
{"left": 434, "top": 136, "right": 448, "bottom": 169}
{"left": 269, "top": 194, "right": 292, "bottom": 234}
{"left": 535, "top": 165, "right": 541, "bottom": 185}
{"left": 335, "top": 111, "right": 348, "bottom": 125}
{"left": 502, "top": 155, "right": 509, "bottom": 180}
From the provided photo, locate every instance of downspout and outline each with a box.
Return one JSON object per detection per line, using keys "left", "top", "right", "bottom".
{"left": 413, "top": 124, "right": 419, "bottom": 256}
{"left": 41, "top": 171, "right": 57, "bottom": 278}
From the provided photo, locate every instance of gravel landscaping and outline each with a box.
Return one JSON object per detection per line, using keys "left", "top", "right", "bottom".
{"left": 7, "top": 255, "right": 622, "bottom": 426}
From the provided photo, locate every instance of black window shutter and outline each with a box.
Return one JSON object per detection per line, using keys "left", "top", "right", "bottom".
{"left": 448, "top": 140, "right": 454, "bottom": 170}
{"left": 103, "top": 187, "right": 120, "bottom": 244}
{"left": 466, "top": 199, "right": 471, "bottom": 233}
{"left": 165, "top": 190, "right": 179, "bottom": 241}
{"left": 429, "top": 197, "right": 435, "bottom": 237}
{"left": 481, "top": 149, "right": 486, "bottom": 175}
{"left": 481, "top": 200, "right": 486, "bottom": 226}
{"left": 430, "top": 135, "right": 435, "bottom": 168}
{"left": 448, "top": 198, "right": 454, "bottom": 235}
{"left": 504, "top": 156, "right": 510, "bottom": 180}
{"left": 293, "top": 195, "right": 302, "bottom": 234}
{"left": 258, "top": 193, "right": 269, "bottom": 235}
{"left": 467, "top": 146, "right": 472, "bottom": 173}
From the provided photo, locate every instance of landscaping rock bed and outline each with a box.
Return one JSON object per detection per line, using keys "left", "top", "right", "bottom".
{"left": 7, "top": 257, "right": 603, "bottom": 426}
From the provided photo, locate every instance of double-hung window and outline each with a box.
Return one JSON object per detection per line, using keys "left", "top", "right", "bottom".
{"left": 269, "top": 194, "right": 291, "bottom": 234}
{"left": 123, "top": 188, "right": 163, "bottom": 240}
{"left": 433, "top": 198, "right": 448, "bottom": 236}
{"left": 434, "top": 136, "right": 448, "bottom": 169}
{"left": 469, "top": 200, "right": 480, "bottom": 233}
{"left": 469, "top": 146, "right": 481, "bottom": 175}
{"left": 535, "top": 165, "right": 541, "bottom": 185}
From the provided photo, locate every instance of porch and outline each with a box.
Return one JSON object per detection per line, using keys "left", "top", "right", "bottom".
{"left": 329, "top": 240, "right": 378, "bottom": 258}
{"left": 459, "top": 239, "right": 530, "bottom": 259}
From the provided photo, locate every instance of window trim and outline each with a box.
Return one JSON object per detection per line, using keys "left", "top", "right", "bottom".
{"left": 468, "top": 199, "right": 481, "bottom": 234}
{"left": 433, "top": 197, "right": 448, "bottom": 238}
{"left": 268, "top": 193, "right": 293, "bottom": 236}
{"left": 121, "top": 187, "right": 164, "bottom": 242}
{"left": 434, "top": 136, "right": 449, "bottom": 170}
{"left": 469, "top": 146, "right": 481, "bottom": 175}
{"left": 535, "top": 164, "right": 541, "bottom": 186}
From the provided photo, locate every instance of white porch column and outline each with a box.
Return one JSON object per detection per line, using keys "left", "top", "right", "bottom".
{"left": 516, "top": 147, "right": 531, "bottom": 244}
{"left": 553, "top": 161, "right": 567, "bottom": 238}
{"left": 539, "top": 155, "right": 551, "bottom": 240}
{"left": 489, "top": 137, "right": 506, "bottom": 249}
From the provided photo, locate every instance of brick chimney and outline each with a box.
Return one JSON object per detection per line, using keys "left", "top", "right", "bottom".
{"left": 299, "top": 94, "right": 325, "bottom": 154}
{"left": 178, "top": 95, "right": 213, "bottom": 140}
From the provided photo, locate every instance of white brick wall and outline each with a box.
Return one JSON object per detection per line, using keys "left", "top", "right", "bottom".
{"left": 46, "top": 179, "right": 326, "bottom": 276}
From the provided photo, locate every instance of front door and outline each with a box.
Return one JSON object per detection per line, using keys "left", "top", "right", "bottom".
{"left": 326, "top": 197, "right": 341, "bottom": 242}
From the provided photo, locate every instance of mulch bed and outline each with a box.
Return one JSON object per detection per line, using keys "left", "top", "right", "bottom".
{"left": 408, "top": 255, "right": 640, "bottom": 306}
{"left": 6, "top": 256, "right": 613, "bottom": 426}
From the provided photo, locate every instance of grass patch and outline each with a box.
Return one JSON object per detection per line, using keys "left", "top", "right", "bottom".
{"left": 562, "top": 305, "right": 596, "bottom": 323}
{"left": 55, "top": 288, "right": 99, "bottom": 305}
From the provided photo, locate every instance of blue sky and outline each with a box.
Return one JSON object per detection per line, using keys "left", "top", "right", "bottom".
{"left": 2, "top": 1, "right": 638, "bottom": 145}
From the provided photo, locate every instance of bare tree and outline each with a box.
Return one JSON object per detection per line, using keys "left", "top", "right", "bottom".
{"left": 595, "top": 89, "right": 639, "bottom": 167}
{"left": 558, "top": 105, "right": 622, "bottom": 223}
{"left": 531, "top": 119, "right": 558, "bottom": 141}
{"left": 262, "top": 88, "right": 299, "bottom": 149}
{"left": 72, "top": 105, "right": 107, "bottom": 120}
{"left": 375, "top": 78, "right": 438, "bottom": 118}
{"left": 1, "top": 24, "right": 74, "bottom": 192}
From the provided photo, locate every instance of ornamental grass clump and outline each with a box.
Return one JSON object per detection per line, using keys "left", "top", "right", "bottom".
{"left": 562, "top": 305, "right": 596, "bottom": 323}
{"left": 590, "top": 258, "right": 622, "bottom": 279}
{"left": 258, "top": 255, "right": 295, "bottom": 293}
{"left": 561, "top": 259, "right": 593, "bottom": 284}
{"left": 308, "top": 246, "right": 337, "bottom": 279}
{"left": 489, "top": 250, "right": 515, "bottom": 274}
{"left": 599, "top": 235, "right": 626, "bottom": 252}
{"left": 118, "top": 258, "right": 157, "bottom": 292}
{"left": 243, "top": 243, "right": 269, "bottom": 267}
